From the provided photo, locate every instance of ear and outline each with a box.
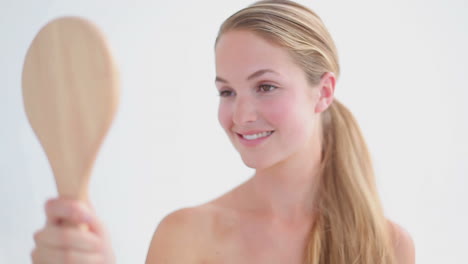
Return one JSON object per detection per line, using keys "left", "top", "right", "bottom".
{"left": 314, "top": 72, "right": 336, "bottom": 113}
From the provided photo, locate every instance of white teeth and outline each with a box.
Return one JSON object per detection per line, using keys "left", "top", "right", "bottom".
{"left": 242, "top": 131, "right": 273, "bottom": 140}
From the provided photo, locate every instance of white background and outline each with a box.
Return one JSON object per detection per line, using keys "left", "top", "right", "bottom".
{"left": 1, "top": 0, "right": 467, "bottom": 263}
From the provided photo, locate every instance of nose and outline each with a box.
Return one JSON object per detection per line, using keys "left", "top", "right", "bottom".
{"left": 232, "top": 95, "right": 257, "bottom": 125}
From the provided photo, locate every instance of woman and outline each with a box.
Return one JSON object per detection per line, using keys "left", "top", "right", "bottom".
{"left": 31, "top": 1, "right": 415, "bottom": 263}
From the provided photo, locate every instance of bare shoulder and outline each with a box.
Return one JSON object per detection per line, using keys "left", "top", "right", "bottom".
{"left": 145, "top": 185, "right": 246, "bottom": 264}
{"left": 145, "top": 206, "right": 214, "bottom": 264}
{"left": 388, "top": 220, "right": 415, "bottom": 264}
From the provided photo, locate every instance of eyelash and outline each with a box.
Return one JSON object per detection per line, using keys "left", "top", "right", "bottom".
{"left": 258, "top": 84, "right": 277, "bottom": 93}
{"left": 218, "top": 90, "right": 234, "bottom": 97}
{"left": 218, "top": 84, "right": 278, "bottom": 97}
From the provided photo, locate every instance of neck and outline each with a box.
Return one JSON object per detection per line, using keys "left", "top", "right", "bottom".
{"left": 248, "top": 141, "right": 322, "bottom": 223}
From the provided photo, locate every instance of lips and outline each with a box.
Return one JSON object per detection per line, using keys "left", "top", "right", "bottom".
{"left": 234, "top": 130, "right": 275, "bottom": 147}
{"left": 239, "top": 130, "right": 274, "bottom": 140}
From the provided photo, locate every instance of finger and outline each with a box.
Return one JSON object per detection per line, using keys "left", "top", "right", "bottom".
{"left": 31, "top": 244, "right": 104, "bottom": 264}
{"left": 45, "top": 198, "right": 105, "bottom": 235}
{"left": 33, "top": 225, "right": 102, "bottom": 252}
{"left": 45, "top": 198, "right": 90, "bottom": 226}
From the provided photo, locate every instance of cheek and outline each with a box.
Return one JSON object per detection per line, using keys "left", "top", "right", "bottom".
{"left": 218, "top": 102, "right": 232, "bottom": 131}
{"left": 265, "top": 96, "right": 300, "bottom": 127}
{"left": 265, "top": 95, "right": 314, "bottom": 137}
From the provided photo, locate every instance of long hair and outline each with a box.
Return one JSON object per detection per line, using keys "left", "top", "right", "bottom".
{"left": 215, "top": 1, "right": 396, "bottom": 263}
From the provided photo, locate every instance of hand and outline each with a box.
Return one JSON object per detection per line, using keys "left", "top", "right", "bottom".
{"left": 31, "top": 197, "right": 115, "bottom": 264}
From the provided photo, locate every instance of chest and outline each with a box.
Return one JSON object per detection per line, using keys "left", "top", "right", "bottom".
{"left": 200, "top": 219, "right": 311, "bottom": 264}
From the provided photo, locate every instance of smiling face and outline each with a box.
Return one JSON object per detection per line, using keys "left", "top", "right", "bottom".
{"left": 215, "top": 30, "right": 324, "bottom": 169}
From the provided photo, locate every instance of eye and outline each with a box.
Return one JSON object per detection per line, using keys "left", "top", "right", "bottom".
{"left": 258, "top": 84, "right": 277, "bottom": 93}
{"left": 218, "top": 90, "right": 235, "bottom": 97}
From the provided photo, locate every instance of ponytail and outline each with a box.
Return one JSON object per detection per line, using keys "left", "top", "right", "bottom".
{"left": 305, "top": 99, "right": 396, "bottom": 263}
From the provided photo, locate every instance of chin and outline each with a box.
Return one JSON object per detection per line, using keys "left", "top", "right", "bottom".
{"left": 240, "top": 155, "right": 276, "bottom": 170}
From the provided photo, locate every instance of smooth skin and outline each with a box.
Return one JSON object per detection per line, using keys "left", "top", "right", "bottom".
{"left": 31, "top": 30, "right": 415, "bottom": 264}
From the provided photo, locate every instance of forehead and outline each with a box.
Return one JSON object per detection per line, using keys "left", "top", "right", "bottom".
{"left": 215, "top": 30, "right": 300, "bottom": 78}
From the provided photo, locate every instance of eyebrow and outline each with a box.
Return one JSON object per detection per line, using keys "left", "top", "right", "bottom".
{"left": 215, "top": 69, "right": 279, "bottom": 84}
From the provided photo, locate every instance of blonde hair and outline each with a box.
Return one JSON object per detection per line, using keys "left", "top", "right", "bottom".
{"left": 216, "top": 1, "right": 396, "bottom": 263}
